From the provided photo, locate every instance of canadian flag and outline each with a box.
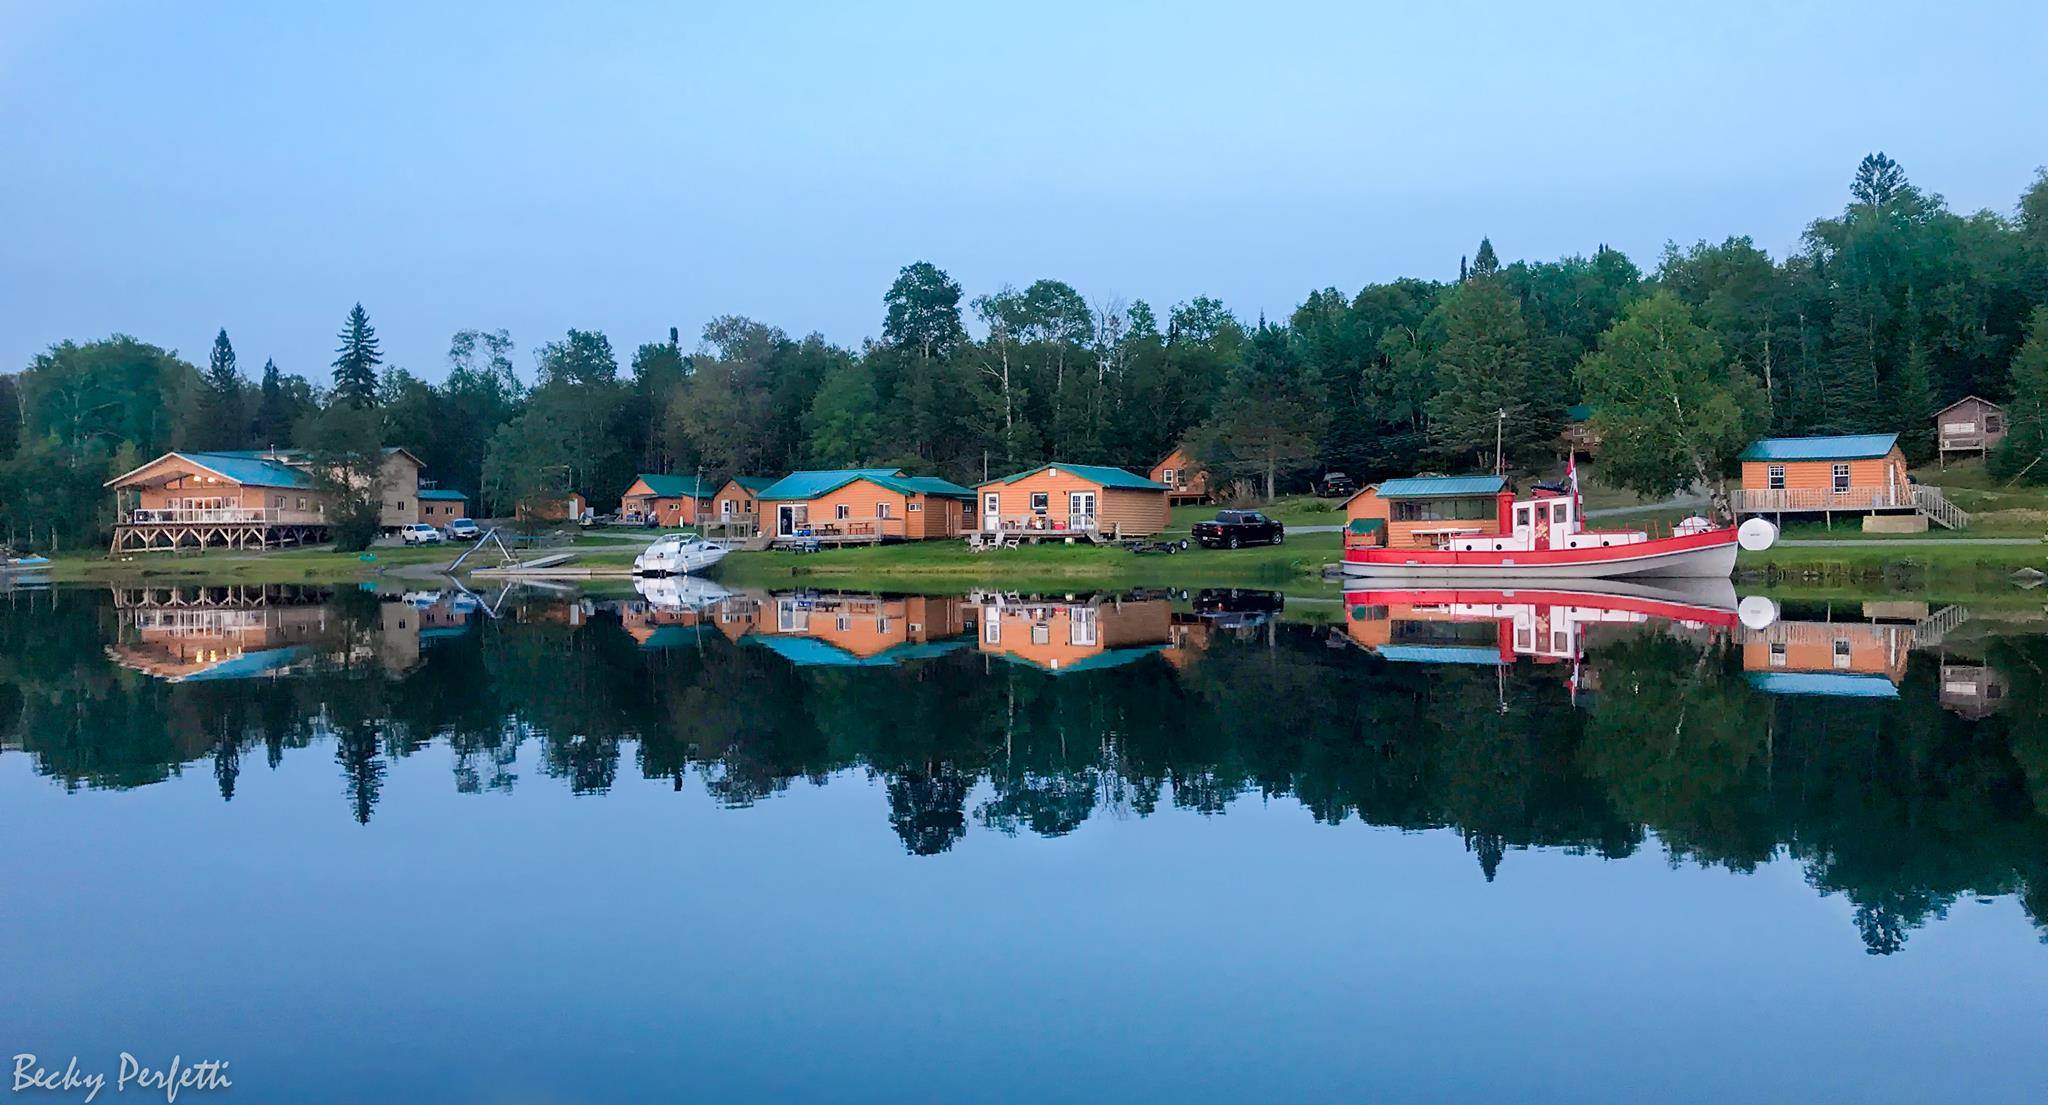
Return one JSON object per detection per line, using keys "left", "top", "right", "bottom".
{"left": 1566, "top": 451, "right": 1583, "bottom": 519}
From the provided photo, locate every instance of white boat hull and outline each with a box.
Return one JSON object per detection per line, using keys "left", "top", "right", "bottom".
{"left": 1343, "top": 536, "right": 1737, "bottom": 580}
{"left": 633, "top": 536, "right": 730, "bottom": 576}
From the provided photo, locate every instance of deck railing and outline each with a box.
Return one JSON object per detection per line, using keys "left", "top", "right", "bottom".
{"left": 122, "top": 507, "right": 324, "bottom": 525}
{"left": 1732, "top": 488, "right": 1913, "bottom": 514}
{"left": 984, "top": 514, "right": 1100, "bottom": 534}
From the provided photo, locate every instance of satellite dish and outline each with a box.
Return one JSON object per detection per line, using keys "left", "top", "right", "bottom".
{"left": 1737, "top": 517, "right": 1778, "bottom": 552}
{"left": 1738, "top": 595, "right": 1781, "bottom": 632}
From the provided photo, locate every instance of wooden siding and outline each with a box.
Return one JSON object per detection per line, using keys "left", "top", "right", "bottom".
{"left": 1148, "top": 447, "right": 1209, "bottom": 504}
{"left": 379, "top": 452, "right": 423, "bottom": 528}
{"left": 1736, "top": 447, "right": 1909, "bottom": 512}
{"left": 966, "top": 597, "right": 1173, "bottom": 671}
{"left": 768, "top": 478, "right": 969, "bottom": 541}
{"left": 766, "top": 594, "right": 966, "bottom": 657}
{"left": 975, "top": 468, "right": 1169, "bottom": 536}
{"left": 1936, "top": 397, "right": 2007, "bottom": 454}
{"left": 1345, "top": 487, "right": 1509, "bottom": 550}
{"left": 1741, "top": 621, "right": 1910, "bottom": 684}
{"left": 711, "top": 479, "right": 764, "bottom": 527}
{"left": 417, "top": 496, "right": 468, "bottom": 523}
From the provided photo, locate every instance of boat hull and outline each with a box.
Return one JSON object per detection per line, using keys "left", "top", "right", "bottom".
{"left": 1342, "top": 529, "right": 1738, "bottom": 580}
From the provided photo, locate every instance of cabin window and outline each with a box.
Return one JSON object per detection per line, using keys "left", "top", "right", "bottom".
{"left": 1833, "top": 638, "right": 1852, "bottom": 669}
{"left": 1391, "top": 496, "right": 1493, "bottom": 522}
{"left": 836, "top": 616, "right": 851, "bottom": 632}
{"left": 1162, "top": 468, "right": 1177, "bottom": 487}
{"left": 877, "top": 502, "right": 892, "bottom": 519}
{"left": 836, "top": 504, "right": 851, "bottom": 520}
{"left": 907, "top": 501, "right": 922, "bottom": 512}
{"left": 1944, "top": 421, "right": 1976, "bottom": 435}
{"left": 1030, "top": 492, "right": 1049, "bottom": 513}
{"left": 1831, "top": 464, "right": 1850, "bottom": 493}
{"left": 1769, "top": 642, "right": 1787, "bottom": 667}
{"left": 1766, "top": 464, "right": 1785, "bottom": 490}
{"left": 1986, "top": 412, "right": 2004, "bottom": 433}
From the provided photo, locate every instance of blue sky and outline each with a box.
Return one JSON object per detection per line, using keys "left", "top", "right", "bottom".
{"left": 4, "top": 0, "right": 2045, "bottom": 381}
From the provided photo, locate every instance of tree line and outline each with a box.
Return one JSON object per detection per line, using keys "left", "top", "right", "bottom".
{"left": 6, "top": 152, "right": 2048, "bottom": 548}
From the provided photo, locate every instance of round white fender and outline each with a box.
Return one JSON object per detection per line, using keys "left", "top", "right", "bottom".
{"left": 1737, "top": 517, "right": 1778, "bottom": 552}
{"left": 1738, "top": 594, "right": 1781, "bottom": 631}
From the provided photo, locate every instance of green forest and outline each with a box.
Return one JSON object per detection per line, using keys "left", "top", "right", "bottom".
{"left": 7, "top": 152, "right": 2048, "bottom": 549}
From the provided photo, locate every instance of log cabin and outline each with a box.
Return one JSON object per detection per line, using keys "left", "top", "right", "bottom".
{"left": 105, "top": 447, "right": 433, "bottom": 551}
{"left": 1729, "top": 434, "right": 1968, "bottom": 530}
{"left": 1342, "top": 475, "right": 1512, "bottom": 551}
{"left": 708, "top": 476, "right": 776, "bottom": 537}
{"left": 619, "top": 474, "right": 716, "bottom": 527}
{"left": 975, "top": 463, "right": 1170, "bottom": 540}
{"left": 1147, "top": 446, "right": 1210, "bottom": 506}
{"left": 1934, "top": 396, "right": 2007, "bottom": 465}
{"left": 755, "top": 469, "right": 976, "bottom": 545}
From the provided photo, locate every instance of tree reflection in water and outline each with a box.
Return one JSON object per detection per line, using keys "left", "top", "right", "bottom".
{"left": 3, "top": 584, "right": 2046, "bottom": 955}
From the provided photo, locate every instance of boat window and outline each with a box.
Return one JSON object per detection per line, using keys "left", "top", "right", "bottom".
{"left": 1393, "top": 497, "right": 1493, "bottom": 522}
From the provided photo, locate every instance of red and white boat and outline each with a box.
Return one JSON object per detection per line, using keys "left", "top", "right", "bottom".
{"left": 1343, "top": 463, "right": 1774, "bottom": 581}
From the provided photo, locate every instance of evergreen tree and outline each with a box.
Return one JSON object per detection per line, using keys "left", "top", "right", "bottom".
{"left": 1425, "top": 279, "right": 1548, "bottom": 470}
{"left": 1991, "top": 307, "right": 2048, "bottom": 482}
{"left": 190, "top": 327, "right": 245, "bottom": 449}
{"left": 1191, "top": 320, "right": 1325, "bottom": 498}
{"left": 331, "top": 303, "right": 383, "bottom": 409}
{"left": 1470, "top": 237, "right": 1501, "bottom": 279}
{"left": 254, "top": 358, "right": 291, "bottom": 447}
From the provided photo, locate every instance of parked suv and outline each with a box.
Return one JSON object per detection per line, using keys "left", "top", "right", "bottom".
{"left": 1191, "top": 510, "right": 1285, "bottom": 549}
{"left": 400, "top": 523, "right": 446, "bottom": 545}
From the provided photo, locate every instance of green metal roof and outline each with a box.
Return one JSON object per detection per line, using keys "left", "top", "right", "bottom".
{"left": 997, "top": 643, "right": 1168, "bottom": 675}
{"left": 1566, "top": 404, "right": 1594, "bottom": 422}
{"left": 756, "top": 469, "right": 972, "bottom": 501}
{"left": 629, "top": 473, "right": 715, "bottom": 498}
{"left": 985, "top": 463, "right": 1168, "bottom": 491}
{"left": 1347, "top": 517, "right": 1386, "bottom": 535}
{"left": 1373, "top": 475, "right": 1507, "bottom": 499}
{"left": 724, "top": 475, "right": 778, "bottom": 493}
{"left": 417, "top": 489, "right": 467, "bottom": 501}
{"left": 1738, "top": 434, "right": 1899, "bottom": 461}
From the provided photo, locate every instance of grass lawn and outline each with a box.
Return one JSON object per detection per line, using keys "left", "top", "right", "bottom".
{"left": 720, "top": 530, "right": 1342, "bottom": 592}
{"left": 1165, "top": 495, "right": 1346, "bottom": 532}
{"left": 47, "top": 541, "right": 466, "bottom": 584}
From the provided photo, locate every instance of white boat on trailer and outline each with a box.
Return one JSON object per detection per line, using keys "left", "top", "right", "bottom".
{"left": 1343, "top": 476, "right": 1774, "bottom": 581}
{"left": 633, "top": 532, "right": 729, "bottom": 576}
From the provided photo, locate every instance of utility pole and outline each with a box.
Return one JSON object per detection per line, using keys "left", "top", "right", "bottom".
{"left": 1494, "top": 408, "right": 1506, "bottom": 475}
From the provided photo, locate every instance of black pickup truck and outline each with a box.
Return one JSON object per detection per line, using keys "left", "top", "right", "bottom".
{"left": 1191, "top": 510, "right": 1285, "bottom": 549}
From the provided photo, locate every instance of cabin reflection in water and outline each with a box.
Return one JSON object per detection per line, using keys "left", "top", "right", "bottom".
{"left": 751, "top": 592, "right": 969, "bottom": 666}
{"left": 1741, "top": 603, "right": 1918, "bottom": 698}
{"left": 105, "top": 585, "right": 477, "bottom": 681}
{"left": 962, "top": 591, "right": 1198, "bottom": 674}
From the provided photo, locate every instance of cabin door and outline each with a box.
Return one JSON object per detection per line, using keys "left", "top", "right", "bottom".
{"left": 777, "top": 505, "right": 799, "bottom": 537}
{"left": 983, "top": 492, "right": 1001, "bottom": 532}
{"left": 1068, "top": 491, "right": 1097, "bottom": 530}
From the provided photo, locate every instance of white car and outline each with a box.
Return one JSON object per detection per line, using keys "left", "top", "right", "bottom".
{"left": 444, "top": 518, "right": 480, "bottom": 540}
{"left": 399, "top": 523, "right": 446, "bottom": 545}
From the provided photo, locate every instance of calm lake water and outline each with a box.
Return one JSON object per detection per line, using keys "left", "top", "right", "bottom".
{"left": 3, "top": 580, "right": 2046, "bottom": 1103}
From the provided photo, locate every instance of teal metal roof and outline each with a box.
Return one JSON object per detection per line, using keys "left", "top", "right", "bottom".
{"left": 1745, "top": 671, "right": 1900, "bottom": 698}
{"left": 725, "top": 475, "right": 778, "bottom": 493}
{"left": 642, "top": 624, "right": 713, "bottom": 650}
{"left": 1739, "top": 434, "right": 1898, "bottom": 461}
{"left": 1566, "top": 404, "right": 1594, "bottom": 422}
{"left": 997, "top": 643, "right": 1168, "bottom": 675}
{"left": 756, "top": 469, "right": 909, "bottom": 501}
{"left": 176, "top": 646, "right": 308, "bottom": 682}
{"left": 747, "top": 634, "right": 969, "bottom": 667}
{"left": 1373, "top": 475, "right": 1507, "bottom": 499}
{"left": 1374, "top": 644, "right": 1506, "bottom": 666}
{"left": 417, "top": 489, "right": 467, "bottom": 501}
{"left": 176, "top": 452, "right": 315, "bottom": 488}
{"left": 896, "top": 475, "right": 975, "bottom": 499}
{"left": 756, "top": 469, "right": 972, "bottom": 501}
{"left": 630, "top": 473, "right": 715, "bottom": 498}
{"left": 986, "top": 463, "right": 1167, "bottom": 491}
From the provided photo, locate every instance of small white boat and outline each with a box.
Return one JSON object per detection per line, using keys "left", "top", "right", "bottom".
{"left": 633, "top": 533, "right": 729, "bottom": 576}
{"left": 4, "top": 555, "right": 51, "bottom": 573}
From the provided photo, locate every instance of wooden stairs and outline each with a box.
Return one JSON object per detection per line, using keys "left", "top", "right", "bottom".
{"left": 1912, "top": 486, "right": 1970, "bottom": 530}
